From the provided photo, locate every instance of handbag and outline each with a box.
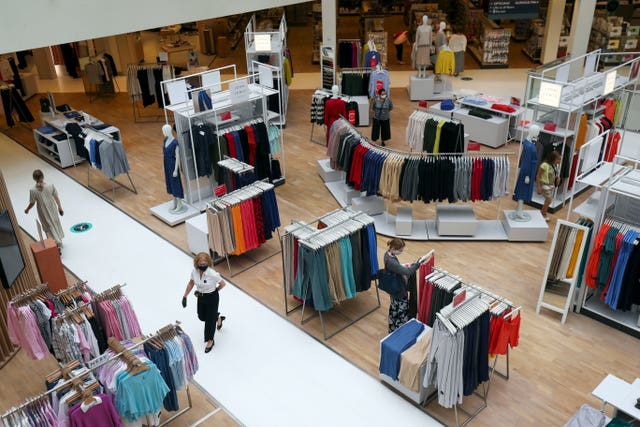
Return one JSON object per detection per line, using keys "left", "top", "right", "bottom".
{"left": 377, "top": 269, "right": 404, "bottom": 296}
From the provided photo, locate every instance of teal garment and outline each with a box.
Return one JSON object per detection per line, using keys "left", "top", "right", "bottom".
{"left": 607, "top": 418, "right": 633, "bottom": 427}
{"left": 597, "top": 227, "right": 619, "bottom": 290}
{"left": 575, "top": 219, "right": 593, "bottom": 288}
{"left": 292, "top": 246, "right": 333, "bottom": 311}
{"left": 339, "top": 237, "right": 357, "bottom": 299}
{"left": 115, "top": 361, "right": 170, "bottom": 422}
{"left": 268, "top": 125, "right": 280, "bottom": 154}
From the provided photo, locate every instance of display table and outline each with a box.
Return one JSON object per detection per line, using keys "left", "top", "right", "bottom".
{"left": 30, "top": 238, "right": 67, "bottom": 292}
{"left": 396, "top": 206, "right": 413, "bottom": 235}
{"left": 458, "top": 97, "right": 524, "bottom": 147}
{"left": 592, "top": 374, "right": 640, "bottom": 421}
{"left": 407, "top": 75, "right": 452, "bottom": 101}
{"left": 161, "top": 42, "right": 194, "bottom": 67}
{"left": 452, "top": 108, "right": 510, "bottom": 148}
{"left": 185, "top": 213, "right": 209, "bottom": 255}
{"left": 501, "top": 210, "right": 549, "bottom": 242}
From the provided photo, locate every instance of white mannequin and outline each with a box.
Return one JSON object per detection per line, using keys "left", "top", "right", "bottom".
{"left": 162, "top": 124, "right": 187, "bottom": 214}
{"left": 331, "top": 84, "right": 339, "bottom": 98}
{"left": 510, "top": 124, "right": 541, "bottom": 222}
{"left": 368, "top": 35, "right": 377, "bottom": 52}
{"left": 415, "top": 15, "right": 432, "bottom": 78}
{"left": 435, "top": 21, "right": 447, "bottom": 56}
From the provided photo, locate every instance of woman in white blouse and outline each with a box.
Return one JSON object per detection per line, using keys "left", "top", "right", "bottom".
{"left": 182, "top": 252, "right": 226, "bottom": 353}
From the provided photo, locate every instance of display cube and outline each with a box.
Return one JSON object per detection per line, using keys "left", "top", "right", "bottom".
{"left": 436, "top": 205, "right": 478, "bottom": 236}
{"left": 395, "top": 206, "right": 413, "bottom": 235}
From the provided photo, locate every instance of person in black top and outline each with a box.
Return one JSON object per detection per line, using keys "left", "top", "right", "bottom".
{"left": 383, "top": 238, "right": 421, "bottom": 332}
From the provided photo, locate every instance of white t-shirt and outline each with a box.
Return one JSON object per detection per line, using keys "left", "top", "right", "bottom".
{"left": 191, "top": 267, "right": 223, "bottom": 294}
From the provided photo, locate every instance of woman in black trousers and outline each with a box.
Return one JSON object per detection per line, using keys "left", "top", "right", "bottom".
{"left": 182, "top": 252, "right": 226, "bottom": 353}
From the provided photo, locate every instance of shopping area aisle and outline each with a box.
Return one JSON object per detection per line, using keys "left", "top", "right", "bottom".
{"left": 0, "top": 134, "right": 442, "bottom": 427}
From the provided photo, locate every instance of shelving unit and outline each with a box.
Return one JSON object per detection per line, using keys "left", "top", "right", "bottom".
{"left": 33, "top": 126, "right": 83, "bottom": 168}
{"left": 457, "top": 96, "right": 525, "bottom": 147}
{"left": 516, "top": 49, "right": 640, "bottom": 213}
{"left": 160, "top": 65, "right": 284, "bottom": 219}
{"left": 468, "top": 19, "right": 511, "bottom": 69}
{"left": 589, "top": 11, "right": 640, "bottom": 66}
{"left": 244, "top": 13, "right": 289, "bottom": 126}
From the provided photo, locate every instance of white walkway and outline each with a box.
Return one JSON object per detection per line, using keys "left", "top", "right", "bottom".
{"left": 0, "top": 134, "right": 442, "bottom": 427}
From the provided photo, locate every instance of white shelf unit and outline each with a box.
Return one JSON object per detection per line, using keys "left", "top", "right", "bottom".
{"left": 574, "top": 161, "right": 640, "bottom": 337}
{"left": 245, "top": 13, "right": 289, "bottom": 126}
{"left": 516, "top": 49, "right": 640, "bottom": 213}
{"left": 33, "top": 127, "right": 83, "bottom": 168}
{"left": 161, "top": 65, "right": 284, "bottom": 212}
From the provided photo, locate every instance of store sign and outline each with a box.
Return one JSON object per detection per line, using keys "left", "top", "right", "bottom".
{"left": 584, "top": 53, "right": 598, "bottom": 77}
{"left": 488, "top": 0, "right": 539, "bottom": 19}
{"left": 538, "top": 81, "right": 562, "bottom": 108}
{"left": 229, "top": 79, "right": 250, "bottom": 105}
{"left": 255, "top": 34, "right": 271, "bottom": 52}
{"left": 202, "top": 70, "right": 221, "bottom": 93}
{"left": 166, "top": 80, "right": 188, "bottom": 106}
{"left": 258, "top": 64, "right": 274, "bottom": 89}
{"left": 603, "top": 71, "right": 617, "bottom": 95}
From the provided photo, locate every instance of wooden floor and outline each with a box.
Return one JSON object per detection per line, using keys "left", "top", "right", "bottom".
{"left": 2, "top": 81, "right": 639, "bottom": 426}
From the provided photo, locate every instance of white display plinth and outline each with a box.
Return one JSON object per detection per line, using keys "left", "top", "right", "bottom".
{"left": 317, "top": 159, "right": 345, "bottom": 183}
{"left": 407, "top": 75, "right": 452, "bottom": 101}
{"left": 453, "top": 108, "right": 509, "bottom": 148}
{"left": 502, "top": 210, "right": 549, "bottom": 241}
{"left": 351, "top": 195, "right": 384, "bottom": 216}
{"left": 436, "top": 205, "right": 478, "bottom": 236}
{"left": 185, "top": 213, "right": 209, "bottom": 255}
{"left": 352, "top": 96, "right": 370, "bottom": 126}
{"left": 396, "top": 206, "right": 413, "bottom": 235}
{"left": 150, "top": 200, "right": 200, "bottom": 226}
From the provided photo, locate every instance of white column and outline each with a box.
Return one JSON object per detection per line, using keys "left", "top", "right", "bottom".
{"left": 568, "top": 0, "right": 597, "bottom": 59}
{"left": 322, "top": 0, "right": 337, "bottom": 51}
{"left": 541, "top": 0, "right": 566, "bottom": 64}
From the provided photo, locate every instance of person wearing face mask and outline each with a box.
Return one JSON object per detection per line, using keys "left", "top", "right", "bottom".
{"left": 24, "top": 169, "right": 64, "bottom": 251}
{"left": 372, "top": 88, "right": 393, "bottom": 146}
{"left": 384, "top": 238, "right": 421, "bottom": 332}
{"left": 182, "top": 252, "right": 226, "bottom": 353}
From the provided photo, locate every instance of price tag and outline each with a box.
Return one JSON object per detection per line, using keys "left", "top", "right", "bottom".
{"left": 229, "top": 79, "right": 250, "bottom": 105}
{"left": 370, "top": 57, "right": 377, "bottom": 68}
{"left": 603, "top": 71, "right": 617, "bottom": 95}
{"left": 538, "top": 81, "right": 562, "bottom": 108}
{"left": 88, "top": 353, "right": 110, "bottom": 369}
{"left": 453, "top": 290, "right": 467, "bottom": 308}
{"left": 214, "top": 184, "right": 227, "bottom": 197}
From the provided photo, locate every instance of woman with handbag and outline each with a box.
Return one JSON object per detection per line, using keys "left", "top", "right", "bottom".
{"left": 384, "top": 238, "right": 421, "bottom": 333}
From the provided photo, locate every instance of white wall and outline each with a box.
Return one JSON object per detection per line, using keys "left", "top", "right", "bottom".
{"left": 0, "top": 0, "right": 304, "bottom": 54}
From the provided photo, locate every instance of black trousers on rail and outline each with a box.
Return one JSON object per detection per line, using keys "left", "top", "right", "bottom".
{"left": 197, "top": 290, "right": 220, "bottom": 342}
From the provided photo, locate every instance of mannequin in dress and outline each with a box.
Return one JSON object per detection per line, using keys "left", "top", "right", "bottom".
{"left": 511, "top": 125, "right": 541, "bottom": 221}
{"left": 162, "top": 124, "right": 187, "bottom": 214}
{"left": 435, "top": 22, "right": 447, "bottom": 56}
{"left": 324, "top": 84, "right": 346, "bottom": 146}
{"left": 414, "top": 15, "right": 432, "bottom": 78}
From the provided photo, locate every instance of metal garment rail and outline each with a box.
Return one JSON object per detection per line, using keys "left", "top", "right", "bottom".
{"left": 282, "top": 208, "right": 381, "bottom": 340}
{"left": 432, "top": 267, "right": 519, "bottom": 381}
{"left": 129, "top": 63, "right": 175, "bottom": 123}
{"left": 207, "top": 180, "right": 282, "bottom": 277}
{"left": 1, "top": 322, "right": 192, "bottom": 426}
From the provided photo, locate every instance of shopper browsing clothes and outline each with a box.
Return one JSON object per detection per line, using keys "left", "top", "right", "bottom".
{"left": 372, "top": 88, "right": 393, "bottom": 146}
{"left": 24, "top": 169, "right": 64, "bottom": 251}
{"left": 384, "top": 238, "right": 421, "bottom": 333}
{"left": 182, "top": 252, "right": 226, "bottom": 353}
{"left": 536, "top": 150, "right": 561, "bottom": 221}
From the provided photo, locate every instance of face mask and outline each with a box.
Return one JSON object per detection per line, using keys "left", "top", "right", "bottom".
{"left": 197, "top": 265, "right": 208, "bottom": 271}
{"left": 381, "top": 95, "right": 387, "bottom": 99}
{"left": 394, "top": 249, "right": 403, "bottom": 255}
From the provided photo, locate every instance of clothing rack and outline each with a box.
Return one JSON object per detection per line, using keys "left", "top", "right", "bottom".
{"left": 430, "top": 291, "right": 490, "bottom": 427}
{"left": 218, "top": 156, "right": 254, "bottom": 175}
{"left": 1, "top": 322, "right": 193, "bottom": 427}
{"left": 83, "top": 53, "right": 119, "bottom": 103}
{"left": 309, "top": 89, "right": 357, "bottom": 146}
{"left": 0, "top": 81, "right": 33, "bottom": 130}
{"left": 208, "top": 180, "right": 282, "bottom": 276}
{"left": 128, "top": 63, "right": 175, "bottom": 123}
{"left": 432, "top": 267, "right": 519, "bottom": 381}
{"left": 84, "top": 125, "right": 137, "bottom": 202}
{"left": 281, "top": 207, "right": 381, "bottom": 340}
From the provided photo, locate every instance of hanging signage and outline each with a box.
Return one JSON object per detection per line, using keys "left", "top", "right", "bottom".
{"left": 254, "top": 34, "right": 271, "bottom": 52}
{"left": 258, "top": 64, "right": 274, "bottom": 89}
{"left": 487, "top": 0, "right": 539, "bottom": 19}
{"left": 202, "top": 70, "right": 221, "bottom": 93}
{"left": 538, "top": 81, "right": 562, "bottom": 108}
{"left": 229, "top": 79, "right": 250, "bottom": 104}
{"left": 603, "top": 71, "right": 617, "bottom": 95}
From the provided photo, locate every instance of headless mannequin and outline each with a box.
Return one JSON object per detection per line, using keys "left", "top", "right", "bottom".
{"left": 510, "top": 124, "right": 541, "bottom": 222}
{"left": 368, "top": 35, "right": 376, "bottom": 53}
{"left": 415, "top": 15, "right": 432, "bottom": 78}
{"left": 162, "top": 124, "right": 187, "bottom": 214}
{"left": 331, "top": 84, "right": 339, "bottom": 99}
{"left": 435, "top": 22, "right": 447, "bottom": 56}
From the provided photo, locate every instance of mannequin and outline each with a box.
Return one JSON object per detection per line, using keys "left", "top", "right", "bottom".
{"left": 511, "top": 125, "right": 541, "bottom": 221}
{"left": 414, "top": 15, "right": 432, "bottom": 78}
{"left": 162, "top": 124, "right": 187, "bottom": 214}
{"left": 435, "top": 22, "right": 447, "bottom": 57}
{"left": 324, "top": 84, "right": 346, "bottom": 146}
{"left": 364, "top": 35, "right": 381, "bottom": 68}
